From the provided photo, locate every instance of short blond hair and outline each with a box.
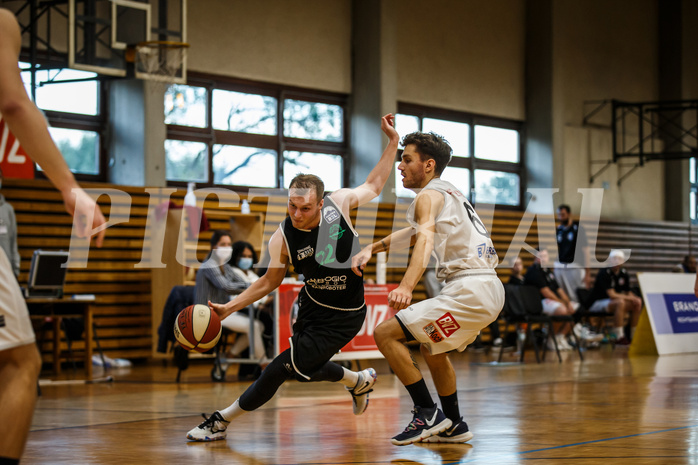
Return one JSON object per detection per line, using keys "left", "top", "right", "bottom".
{"left": 289, "top": 174, "right": 324, "bottom": 202}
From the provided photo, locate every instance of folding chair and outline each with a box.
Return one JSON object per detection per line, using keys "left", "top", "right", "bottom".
{"left": 497, "top": 285, "right": 551, "bottom": 363}
{"left": 577, "top": 288, "right": 615, "bottom": 343}
{"left": 517, "top": 286, "right": 583, "bottom": 362}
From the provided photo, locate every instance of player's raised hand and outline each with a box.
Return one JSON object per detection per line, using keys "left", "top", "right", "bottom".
{"left": 388, "top": 285, "right": 412, "bottom": 310}
{"left": 351, "top": 245, "right": 373, "bottom": 277}
{"left": 381, "top": 113, "right": 399, "bottom": 144}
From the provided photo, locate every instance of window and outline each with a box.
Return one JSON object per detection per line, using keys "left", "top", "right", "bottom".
{"left": 284, "top": 151, "right": 343, "bottom": 191}
{"left": 691, "top": 157, "right": 697, "bottom": 222}
{"left": 396, "top": 103, "right": 523, "bottom": 207}
{"left": 165, "top": 77, "right": 348, "bottom": 190}
{"left": 19, "top": 63, "right": 104, "bottom": 178}
{"left": 213, "top": 145, "right": 277, "bottom": 187}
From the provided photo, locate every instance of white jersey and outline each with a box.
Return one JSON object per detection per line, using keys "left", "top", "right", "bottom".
{"left": 407, "top": 178, "right": 498, "bottom": 281}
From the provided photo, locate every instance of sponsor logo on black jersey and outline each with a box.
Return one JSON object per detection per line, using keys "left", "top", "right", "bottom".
{"left": 297, "top": 245, "right": 314, "bottom": 261}
{"left": 323, "top": 206, "right": 340, "bottom": 224}
{"left": 306, "top": 275, "right": 348, "bottom": 290}
{"left": 329, "top": 224, "right": 345, "bottom": 240}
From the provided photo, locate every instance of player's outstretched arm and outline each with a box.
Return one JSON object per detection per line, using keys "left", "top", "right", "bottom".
{"left": 388, "top": 191, "right": 442, "bottom": 310}
{"left": 210, "top": 229, "right": 289, "bottom": 320}
{"left": 331, "top": 114, "right": 399, "bottom": 213}
{"left": 351, "top": 226, "right": 415, "bottom": 277}
{"left": 0, "top": 10, "right": 106, "bottom": 246}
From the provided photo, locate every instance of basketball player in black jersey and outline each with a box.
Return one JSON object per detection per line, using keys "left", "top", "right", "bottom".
{"left": 187, "top": 114, "right": 399, "bottom": 442}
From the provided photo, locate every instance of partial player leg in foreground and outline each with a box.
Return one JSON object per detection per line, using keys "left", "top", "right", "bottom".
{"left": 374, "top": 318, "right": 453, "bottom": 445}
{"left": 0, "top": 343, "right": 41, "bottom": 461}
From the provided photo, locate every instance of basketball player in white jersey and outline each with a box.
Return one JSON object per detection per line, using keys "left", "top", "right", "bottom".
{"left": 352, "top": 131, "right": 505, "bottom": 445}
{"left": 0, "top": 10, "right": 106, "bottom": 463}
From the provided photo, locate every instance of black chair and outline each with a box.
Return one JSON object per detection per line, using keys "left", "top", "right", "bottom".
{"left": 577, "top": 287, "right": 615, "bottom": 342}
{"left": 524, "top": 287, "right": 583, "bottom": 361}
{"left": 498, "top": 285, "right": 553, "bottom": 363}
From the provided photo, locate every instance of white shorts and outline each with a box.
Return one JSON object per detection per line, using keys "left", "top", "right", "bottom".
{"left": 0, "top": 248, "right": 35, "bottom": 351}
{"left": 542, "top": 299, "right": 579, "bottom": 315}
{"left": 542, "top": 298, "right": 564, "bottom": 315}
{"left": 589, "top": 299, "right": 611, "bottom": 312}
{"left": 396, "top": 271, "right": 504, "bottom": 355}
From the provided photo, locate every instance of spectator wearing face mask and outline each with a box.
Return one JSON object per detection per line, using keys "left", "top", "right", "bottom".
{"left": 194, "top": 231, "right": 267, "bottom": 366}
{"left": 230, "top": 241, "right": 274, "bottom": 363}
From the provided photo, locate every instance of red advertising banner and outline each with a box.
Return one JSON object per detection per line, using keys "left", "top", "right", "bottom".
{"left": 274, "top": 283, "right": 398, "bottom": 360}
{"left": 0, "top": 116, "right": 34, "bottom": 178}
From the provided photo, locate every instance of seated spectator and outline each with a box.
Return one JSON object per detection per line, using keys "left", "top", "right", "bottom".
{"left": 229, "top": 241, "right": 274, "bottom": 358}
{"left": 194, "top": 230, "right": 268, "bottom": 372}
{"left": 674, "top": 255, "right": 696, "bottom": 274}
{"left": 524, "top": 248, "right": 578, "bottom": 351}
{"left": 587, "top": 249, "right": 642, "bottom": 345}
{"left": 508, "top": 256, "right": 525, "bottom": 285}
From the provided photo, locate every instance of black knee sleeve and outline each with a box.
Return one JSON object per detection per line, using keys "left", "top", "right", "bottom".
{"left": 297, "top": 361, "right": 344, "bottom": 383}
{"left": 238, "top": 351, "right": 294, "bottom": 411}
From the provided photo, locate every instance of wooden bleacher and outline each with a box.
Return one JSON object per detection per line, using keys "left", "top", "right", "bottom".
{"left": 4, "top": 177, "right": 696, "bottom": 363}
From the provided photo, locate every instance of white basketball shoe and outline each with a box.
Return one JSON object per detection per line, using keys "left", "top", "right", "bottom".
{"left": 346, "top": 367, "right": 377, "bottom": 415}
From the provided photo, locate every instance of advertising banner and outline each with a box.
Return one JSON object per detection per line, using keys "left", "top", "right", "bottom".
{"left": 637, "top": 272, "right": 698, "bottom": 355}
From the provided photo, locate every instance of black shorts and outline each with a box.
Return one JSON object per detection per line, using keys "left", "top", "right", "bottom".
{"left": 289, "top": 287, "right": 366, "bottom": 379}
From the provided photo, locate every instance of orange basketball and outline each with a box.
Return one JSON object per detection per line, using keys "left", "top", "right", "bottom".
{"left": 174, "top": 304, "right": 222, "bottom": 353}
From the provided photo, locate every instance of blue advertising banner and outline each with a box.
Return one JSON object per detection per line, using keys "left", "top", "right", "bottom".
{"left": 662, "top": 294, "right": 698, "bottom": 334}
{"left": 638, "top": 273, "right": 698, "bottom": 355}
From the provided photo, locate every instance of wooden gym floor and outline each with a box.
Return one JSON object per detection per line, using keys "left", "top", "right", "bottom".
{"left": 23, "top": 346, "right": 698, "bottom": 465}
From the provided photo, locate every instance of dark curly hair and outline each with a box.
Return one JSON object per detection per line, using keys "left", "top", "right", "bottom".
{"left": 401, "top": 132, "right": 453, "bottom": 175}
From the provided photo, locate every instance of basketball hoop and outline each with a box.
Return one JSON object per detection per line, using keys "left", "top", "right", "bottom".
{"left": 125, "top": 40, "right": 189, "bottom": 83}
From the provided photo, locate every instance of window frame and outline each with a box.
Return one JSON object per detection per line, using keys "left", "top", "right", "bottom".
{"left": 688, "top": 157, "right": 698, "bottom": 225}
{"left": 18, "top": 60, "right": 108, "bottom": 182}
{"left": 397, "top": 102, "right": 526, "bottom": 209}
{"left": 165, "top": 73, "right": 349, "bottom": 191}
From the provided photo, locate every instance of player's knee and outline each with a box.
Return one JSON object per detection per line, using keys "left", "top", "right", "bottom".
{"left": 374, "top": 320, "right": 392, "bottom": 347}
{"left": 1, "top": 344, "right": 41, "bottom": 380}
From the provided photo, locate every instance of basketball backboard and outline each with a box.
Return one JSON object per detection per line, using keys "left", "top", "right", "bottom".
{"left": 68, "top": 0, "right": 187, "bottom": 82}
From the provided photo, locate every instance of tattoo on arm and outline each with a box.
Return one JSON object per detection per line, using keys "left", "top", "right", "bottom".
{"left": 380, "top": 239, "right": 388, "bottom": 251}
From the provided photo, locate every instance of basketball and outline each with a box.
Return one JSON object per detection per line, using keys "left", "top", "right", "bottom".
{"left": 174, "top": 304, "right": 222, "bottom": 353}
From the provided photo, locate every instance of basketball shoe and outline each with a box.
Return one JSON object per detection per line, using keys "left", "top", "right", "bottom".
{"left": 186, "top": 411, "right": 229, "bottom": 441}
{"left": 346, "top": 367, "right": 377, "bottom": 415}
{"left": 391, "top": 405, "right": 452, "bottom": 446}
{"left": 421, "top": 417, "right": 474, "bottom": 443}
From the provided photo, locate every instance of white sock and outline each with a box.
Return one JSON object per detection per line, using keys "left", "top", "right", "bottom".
{"left": 219, "top": 399, "right": 246, "bottom": 422}
{"left": 339, "top": 367, "right": 359, "bottom": 389}
{"left": 614, "top": 327, "right": 625, "bottom": 339}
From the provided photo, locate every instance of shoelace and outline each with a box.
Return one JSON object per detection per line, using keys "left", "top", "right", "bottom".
{"left": 402, "top": 409, "right": 425, "bottom": 432}
{"left": 199, "top": 413, "right": 227, "bottom": 430}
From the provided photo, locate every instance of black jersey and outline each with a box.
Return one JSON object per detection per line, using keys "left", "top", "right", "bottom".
{"left": 524, "top": 262, "right": 560, "bottom": 293}
{"left": 589, "top": 267, "right": 630, "bottom": 303}
{"left": 556, "top": 222, "right": 587, "bottom": 264}
{"left": 280, "top": 196, "right": 365, "bottom": 311}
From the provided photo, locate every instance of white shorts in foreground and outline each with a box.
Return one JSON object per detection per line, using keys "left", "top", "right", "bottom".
{"left": 0, "top": 248, "right": 35, "bottom": 351}
{"left": 396, "top": 271, "right": 504, "bottom": 355}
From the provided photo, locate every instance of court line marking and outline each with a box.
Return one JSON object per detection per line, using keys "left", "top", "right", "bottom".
{"left": 456, "top": 424, "right": 698, "bottom": 464}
